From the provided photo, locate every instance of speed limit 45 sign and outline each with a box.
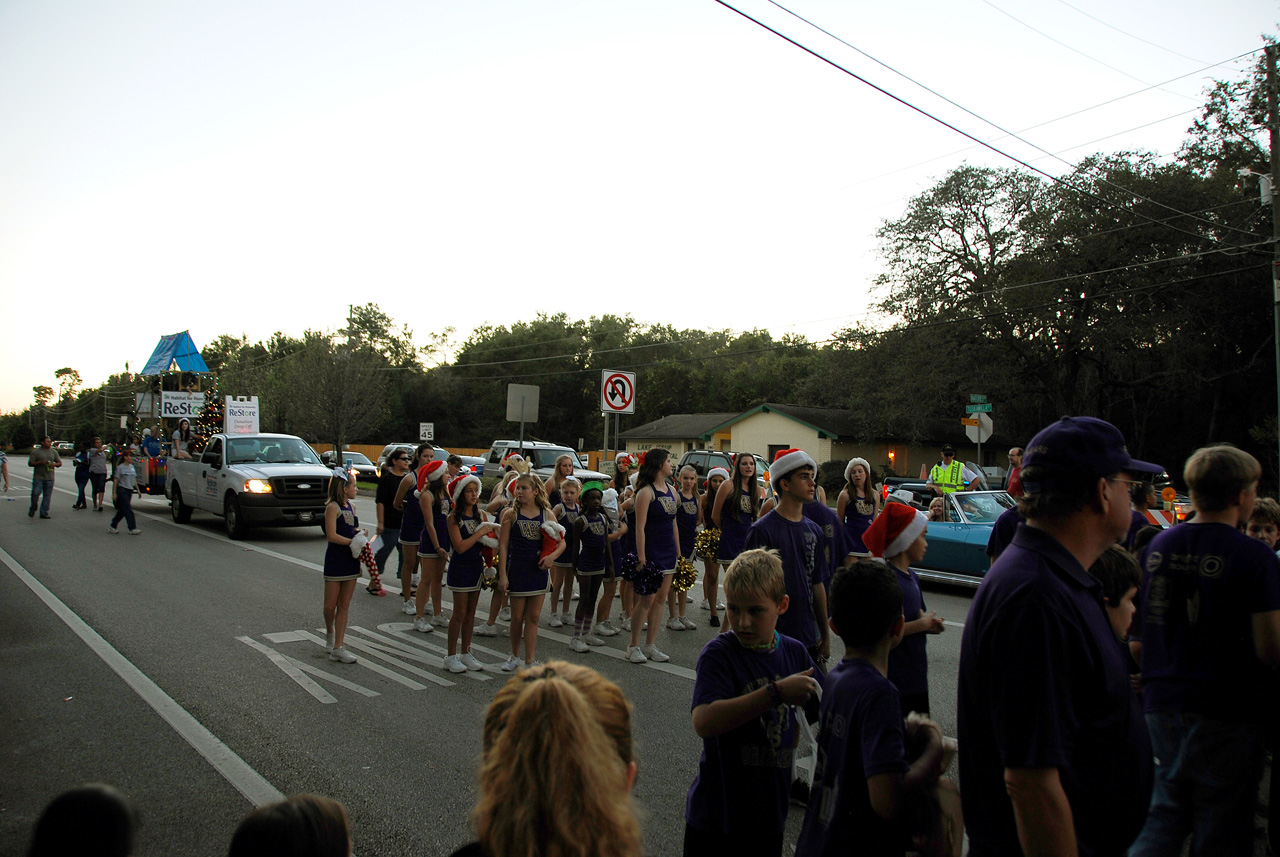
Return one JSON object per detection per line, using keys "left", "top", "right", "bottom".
{"left": 601, "top": 370, "right": 636, "bottom": 415}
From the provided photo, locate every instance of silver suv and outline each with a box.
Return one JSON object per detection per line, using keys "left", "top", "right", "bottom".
{"left": 486, "top": 440, "right": 607, "bottom": 482}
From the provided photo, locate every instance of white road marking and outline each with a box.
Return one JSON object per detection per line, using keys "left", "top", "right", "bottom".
{"left": 336, "top": 634, "right": 464, "bottom": 688}
{"left": 237, "top": 636, "right": 339, "bottom": 703}
{"left": 294, "top": 630, "right": 435, "bottom": 690}
{"left": 0, "top": 544, "right": 284, "bottom": 807}
{"left": 264, "top": 631, "right": 307, "bottom": 643}
{"left": 348, "top": 625, "right": 492, "bottom": 682}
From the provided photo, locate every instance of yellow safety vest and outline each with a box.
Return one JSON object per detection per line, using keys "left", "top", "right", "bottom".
{"left": 930, "top": 461, "right": 965, "bottom": 494}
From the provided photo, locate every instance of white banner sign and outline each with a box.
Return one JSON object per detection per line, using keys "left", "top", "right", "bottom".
{"left": 226, "top": 396, "right": 260, "bottom": 434}
{"left": 161, "top": 391, "right": 203, "bottom": 420}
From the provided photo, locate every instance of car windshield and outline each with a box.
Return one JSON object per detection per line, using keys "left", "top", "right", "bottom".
{"left": 343, "top": 453, "right": 373, "bottom": 466}
{"left": 523, "top": 447, "right": 576, "bottom": 469}
{"left": 227, "top": 438, "right": 323, "bottom": 465}
{"left": 952, "top": 491, "right": 1013, "bottom": 523}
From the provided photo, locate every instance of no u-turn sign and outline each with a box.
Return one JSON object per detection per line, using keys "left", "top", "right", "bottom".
{"left": 601, "top": 370, "right": 636, "bottom": 414}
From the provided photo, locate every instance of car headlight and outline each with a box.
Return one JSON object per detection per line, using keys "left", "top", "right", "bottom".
{"left": 244, "top": 479, "right": 273, "bottom": 494}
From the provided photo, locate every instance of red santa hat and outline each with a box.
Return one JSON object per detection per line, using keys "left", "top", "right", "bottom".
{"left": 861, "top": 502, "right": 928, "bottom": 559}
{"left": 448, "top": 472, "right": 481, "bottom": 507}
{"left": 415, "top": 459, "right": 447, "bottom": 495}
{"left": 770, "top": 448, "right": 817, "bottom": 483}
{"left": 540, "top": 519, "right": 566, "bottom": 561}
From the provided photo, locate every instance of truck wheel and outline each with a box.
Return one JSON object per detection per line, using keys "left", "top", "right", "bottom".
{"left": 171, "top": 484, "right": 193, "bottom": 524}
{"left": 225, "top": 494, "right": 250, "bottom": 540}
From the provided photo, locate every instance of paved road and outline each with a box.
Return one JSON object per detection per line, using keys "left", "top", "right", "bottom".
{"left": 0, "top": 474, "right": 976, "bottom": 857}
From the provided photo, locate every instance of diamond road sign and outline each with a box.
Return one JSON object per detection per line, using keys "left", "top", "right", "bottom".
{"left": 965, "top": 403, "right": 993, "bottom": 413}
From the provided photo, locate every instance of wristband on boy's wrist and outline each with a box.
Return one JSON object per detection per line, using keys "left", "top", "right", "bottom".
{"left": 767, "top": 679, "right": 781, "bottom": 707}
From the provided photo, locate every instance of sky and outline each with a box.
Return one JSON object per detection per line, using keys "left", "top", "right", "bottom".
{"left": 1, "top": 0, "right": 1275, "bottom": 414}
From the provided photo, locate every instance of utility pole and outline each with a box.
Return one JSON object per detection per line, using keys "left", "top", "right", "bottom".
{"left": 1268, "top": 44, "right": 1280, "bottom": 486}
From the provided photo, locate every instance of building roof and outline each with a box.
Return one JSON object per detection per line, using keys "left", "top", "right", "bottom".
{"left": 618, "top": 413, "right": 738, "bottom": 441}
{"left": 703, "top": 403, "right": 861, "bottom": 439}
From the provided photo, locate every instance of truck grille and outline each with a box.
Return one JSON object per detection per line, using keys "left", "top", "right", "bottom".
{"left": 270, "top": 477, "right": 327, "bottom": 503}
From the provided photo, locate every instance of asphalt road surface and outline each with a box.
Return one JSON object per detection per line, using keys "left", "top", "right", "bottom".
{"left": 0, "top": 473, "right": 976, "bottom": 857}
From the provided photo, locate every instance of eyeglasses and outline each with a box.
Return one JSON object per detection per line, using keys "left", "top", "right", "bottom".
{"left": 1108, "top": 477, "right": 1141, "bottom": 489}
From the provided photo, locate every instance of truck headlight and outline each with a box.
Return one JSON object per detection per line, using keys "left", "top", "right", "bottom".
{"left": 244, "top": 479, "right": 273, "bottom": 494}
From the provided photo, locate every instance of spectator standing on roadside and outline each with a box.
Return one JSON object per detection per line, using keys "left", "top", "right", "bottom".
{"left": 1129, "top": 444, "right": 1280, "bottom": 857}
{"left": 1004, "top": 446, "right": 1023, "bottom": 496}
{"left": 926, "top": 445, "right": 980, "bottom": 496}
{"left": 374, "top": 448, "right": 409, "bottom": 584}
{"left": 0, "top": 440, "right": 8, "bottom": 493}
{"left": 837, "top": 457, "right": 880, "bottom": 559}
{"left": 87, "top": 436, "right": 109, "bottom": 512}
{"left": 1125, "top": 480, "right": 1159, "bottom": 550}
{"left": 107, "top": 448, "right": 141, "bottom": 535}
{"left": 27, "top": 436, "right": 61, "bottom": 519}
{"left": 72, "top": 441, "right": 91, "bottom": 510}
{"left": 958, "top": 416, "right": 1159, "bottom": 857}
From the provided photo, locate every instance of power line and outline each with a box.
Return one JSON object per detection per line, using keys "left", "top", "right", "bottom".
{"left": 758, "top": 0, "right": 1261, "bottom": 243}
{"left": 1048, "top": 0, "right": 1207, "bottom": 64}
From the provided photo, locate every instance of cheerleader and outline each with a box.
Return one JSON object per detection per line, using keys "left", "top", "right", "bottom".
{"left": 394, "top": 444, "right": 434, "bottom": 614}
{"left": 497, "top": 474, "right": 565, "bottom": 670}
{"left": 548, "top": 475, "right": 582, "bottom": 628}
{"left": 322, "top": 468, "right": 363, "bottom": 664}
{"left": 442, "top": 472, "right": 500, "bottom": 673}
{"left": 627, "top": 449, "right": 678, "bottom": 664}
{"left": 414, "top": 459, "right": 450, "bottom": 633}
{"left": 477, "top": 467, "right": 524, "bottom": 637}
{"left": 710, "top": 453, "right": 763, "bottom": 594}
{"left": 590, "top": 488, "right": 628, "bottom": 638}
{"left": 665, "top": 465, "right": 700, "bottom": 631}
{"left": 836, "top": 457, "right": 879, "bottom": 559}
{"left": 569, "top": 481, "right": 614, "bottom": 652}
{"left": 699, "top": 466, "right": 730, "bottom": 628}
{"left": 544, "top": 453, "right": 577, "bottom": 507}
{"left": 611, "top": 452, "right": 634, "bottom": 499}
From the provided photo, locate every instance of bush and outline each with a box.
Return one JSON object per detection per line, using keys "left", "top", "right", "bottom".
{"left": 819, "top": 459, "right": 847, "bottom": 500}
{"left": 11, "top": 423, "right": 35, "bottom": 450}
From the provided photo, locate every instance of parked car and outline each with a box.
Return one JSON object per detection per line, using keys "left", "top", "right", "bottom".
{"left": 54, "top": 441, "right": 75, "bottom": 456}
{"left": 485, "top": 440, "right": 607, "bottom": 483}
{"left": 880, "top": 477, "right": 932, "bottom": 509}
{"left": 911, "top": 490, "right": 1016, "bottom": 587}
{"left": 676, "top": 450, "right": 770, "bottom": 488}
{"left": 321, "top": 450, "right": 378, "bottom": 481}
{"left": 376, "top": 442, "right": 485, "bottom": 476}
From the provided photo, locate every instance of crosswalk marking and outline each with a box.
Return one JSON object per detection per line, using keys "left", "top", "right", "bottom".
{"left": 294, "top": 630, "right": 436, "bottom": 691}
{"left": 349, "top": 625, "right": 492, "bottom": 682}
{"left": 238, "top": 635, "right": 338, "bottom": 703}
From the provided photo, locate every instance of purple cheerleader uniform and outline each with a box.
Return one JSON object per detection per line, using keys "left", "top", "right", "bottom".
{"left": 554, "top": 502, "right": 582, "bottom": 568}
{"left": 447, "top": 512, "right": 487, "bottom": 592}
{"left": 716, "top": 489, "right": 756, "bottom": 565}
{"left": 577, "top": 511, "right": 610, "bottom": 575}
{"left": 324, "top": 502, "right": 361, "bottom": 581}
{"left": 420, "top": 497, "right": 450, "bottom": 554}
{"left": 399, "top": 479, "right": 425, "bottom": 546}
{"left": 642, "top": 482, "right": 679, "bottom": 574}
{"left": 842, "top": 493, "right": 876, "bottom": 555}
{"left": 507, "top": 508, "right": 550, "bottom": 597}
{"left": 676, "top": 490, "right": 699, "bottom": 559}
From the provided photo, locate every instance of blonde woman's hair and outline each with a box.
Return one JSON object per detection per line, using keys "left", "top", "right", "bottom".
{"left": 514, "top": 473, "right": 552, "bottom": 513}
{"left": 474, "top": 661, "right": 642, "bottom": 857}
{"left": 724, "top": 548, "right": 787, "bottom": 604}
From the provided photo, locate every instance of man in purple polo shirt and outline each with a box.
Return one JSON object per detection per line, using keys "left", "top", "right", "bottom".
{"left": 958, "top": 416, "right": 1160, "bottom": 857}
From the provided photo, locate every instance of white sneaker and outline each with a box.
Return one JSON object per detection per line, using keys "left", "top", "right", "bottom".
{"left": 718, "top": 600, "right": 726, "bottom": 610}
{"left": 550, "top": 613, "right": 564, "bottom": 628}
{"left": 474, "top": 623, "right": 498, "bottom": 637}
{"left": 402, "top": 599, "right": 416, "bottom": 615}
{"left": 641, "top": 643, "right": 670, "bottom": 663}
{"left": 686, "top": 593, "right": 694, "bottom": 603}
{"left": 627, "top": 646, "right": 648, "bottom": 664}
{"left": 129, "top": 529, "right": 142, "bottom": 535}
{"left": 571, "top": 592, "right": 580, "bottom": 600}
{"left": 583, "top": 632, "right": 605, "bottom": 646}
{"left": 594, "top": 621, "right": 619, "bottom": 637}
{"left": 431, "top": 613, "right": 449, "bottom": 627}
{"left": 325, "top": 630, "right": 335, "bottom": 652}
{"left": 560, "top": 611, "right": 572, "bottom": 625}
{"left": 443, "top": 654, "right": 467, "bottom": 673}
{"left": 460, "top": 651, "right": 484, "bottom": 671}
{"left": 667, "top": 617, "right": 684, "bottom": 631}
{"left": 501, "top": 654, "right": 521, "bottom": 671}
{"left": 569, "top": 636, "right": 589, "bottom": 653}
{"left": 328, "top": 646, "right": 357, "bottom": 664}
{"left": 622, "top": 617, "right": 632, "bottom": 632}
{"left": 107, "top": 526, "right": 118, "bottom": 534}
{"left": 681, "top": 616, "right": 698, "bottom": 630}
{"left": 499, "top": 606, "right": 511, "bottom": 622}
{"left": 701, "top": 598, "right": 710, "bottom": 610}
{"left": 411, "top": 572, "right": 421, "bottom": 588}
{"left": 412, "top": 616, "right": 434, "bottom": 633}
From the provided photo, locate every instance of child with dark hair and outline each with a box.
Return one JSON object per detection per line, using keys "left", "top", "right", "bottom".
{"left": 1089, "top": 544, "right": 1141, "bottom": 643}
{"left": 1246, "top": 495, "right": 1280, "bottom": 553}
{"left": 229, "top": 794, "right": 350, "bottom": 857}
{"left": 27, "top": 783, "right": 139, "bottom": 857}
{"left": 795, "top": 561, "right": 960, "bottom": 857}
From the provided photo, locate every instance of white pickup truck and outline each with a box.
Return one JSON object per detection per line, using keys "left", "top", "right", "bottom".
{"left": 166, "top": 432, "right": 333, "bottom": 540}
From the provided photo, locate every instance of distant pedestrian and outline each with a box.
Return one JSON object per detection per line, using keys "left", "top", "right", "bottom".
{"left": 0, "top": 440, "right": 8, "bottom": 493}
{"left": 27, "top": 436, "right": 61, "bottom": 519}
{"left": 958, "top": 416, "right": 1160, "bottom": 857}
{"left": 1004, "top": 446, "right": 1023, "bottom": 496}
{"left": 837, "top": 457, "right": 880, "bottom": 558}
{"left": 322, "top": 467, "right": 363, "bottom": 664}
{"left": 107, "top": 448, "right": 141, "bottom": 535}
{"left": 27, "top": 783, "right": 138, "bottom": 857}
{"left": 87, "top": 437, "right": 109, "bottom": 512}
{"left": 72, "top": 441, "right": 91, "bottom": 509}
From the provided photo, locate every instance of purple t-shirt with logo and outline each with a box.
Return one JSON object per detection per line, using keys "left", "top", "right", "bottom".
{"left": 1139, "top": 521, "right": 1280, "bottom": 722}
{"left": 685, "top": 631, "right": 819, "bottom": 836}
{"left": 887, "top": 566, "right": 928, "bottom": 697}
{"left": 745, "top": 511, "right": 827, "bottom": 647}
{"left": 795, "top": 658, "right": 910, "bottom": 857}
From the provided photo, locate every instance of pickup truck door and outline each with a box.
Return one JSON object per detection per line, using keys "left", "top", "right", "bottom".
{"left": 200, "top": 438, "right": 224, "bottom": 508}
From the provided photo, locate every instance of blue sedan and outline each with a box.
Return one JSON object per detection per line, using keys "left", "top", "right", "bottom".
{"left": 912, "top": 490, "right": 1015, "bottom": 587}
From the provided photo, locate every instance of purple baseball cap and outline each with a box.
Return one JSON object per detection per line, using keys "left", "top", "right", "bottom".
{"left": 1023, "top": 416, "right": 1163, "bottom": 487}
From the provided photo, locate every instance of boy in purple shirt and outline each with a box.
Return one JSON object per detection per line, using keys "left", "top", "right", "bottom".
{"left": 796, "top": 559, "right": 958, "bottom": 857}
{"left": 1130, "top": 444, "right": 1280, "bottom": 857}
{"left": 684, "top": 548, "right": 822, "bottom": 857}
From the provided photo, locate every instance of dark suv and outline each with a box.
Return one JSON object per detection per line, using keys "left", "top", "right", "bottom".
{"left": 677, "top": 450, "right": 770, "bottom": 487}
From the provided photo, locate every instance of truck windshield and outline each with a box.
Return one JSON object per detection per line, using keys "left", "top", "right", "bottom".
{"left": 227, "top": 438, "right": 323, "bottom": 465}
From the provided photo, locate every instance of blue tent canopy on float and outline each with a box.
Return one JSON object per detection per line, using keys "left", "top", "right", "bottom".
{"left": 140, "top": 330, "right": 209, "bottom": 375}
